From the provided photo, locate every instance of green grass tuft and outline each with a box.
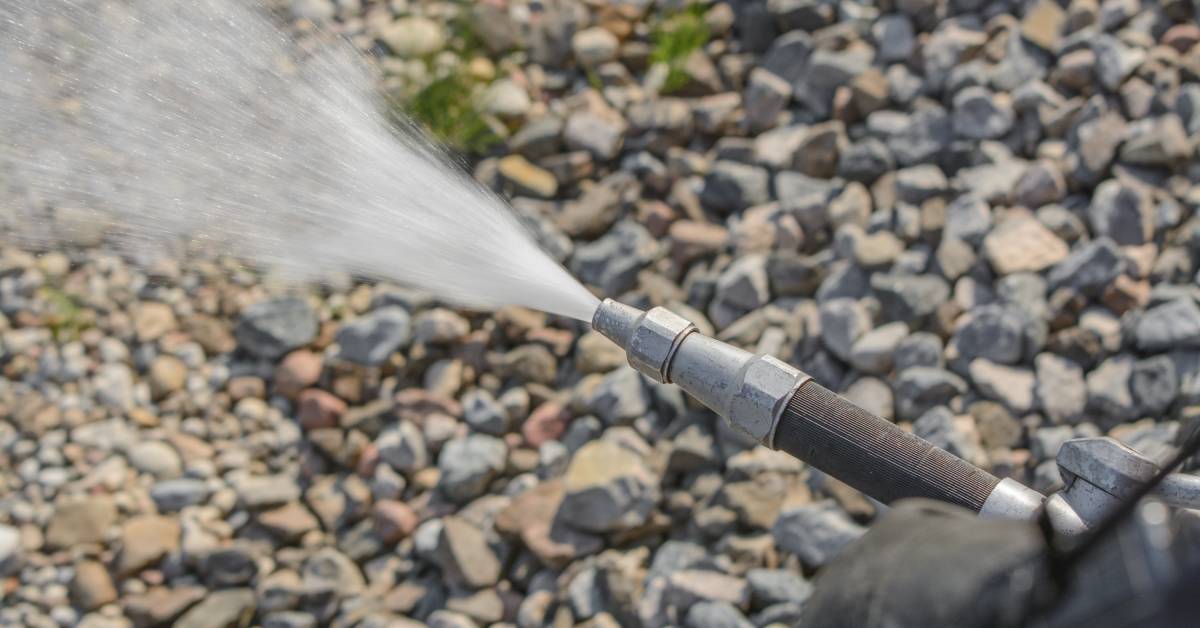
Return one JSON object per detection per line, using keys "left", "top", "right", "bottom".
{"left": 403, "top": 70, "right": 500, "bottom": 156}
{"left": 650, "top": 4, "right": 710, "bottom": 93}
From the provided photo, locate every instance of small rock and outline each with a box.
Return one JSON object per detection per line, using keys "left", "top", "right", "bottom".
{"left": 275, "top": 350, "right": 322, "bottom": 398}
{"left": 983, "top": 217, "right": 1069, "bottom": 275}
{"left": 236, "top": 296, "right": 318, "bottom": 360}
{"left": 1086, "top": 354, "right": 1137, "bottom": 426}
{"left": 1087, "top": 180, "right": 1152, "bottom": 246}
{"left": 498, "top": 155, "right": 558, "bottom": 199}
{"left": 380, "top": 16, "right": 445, "bottom": 57}
{"left": 560, "top": 439, "right": 659, "bottom": 533}
{"left": 438, "top": 434, "right": 507, "bottom": 503}
{"left": 115, "top": 515, "right": 178, "bottom": 576}
{"left": 849, "top": 322, "right": 909, "bottom": 374}
{"left": 1135, "top": 298, "right": 1200, "bottom": 352}
{"left": 893, "top": 367, "right": 969, "bottom": 421}
{"left": 336, "top": 307, "right": 411, "bottom": 366}
{"left": 296, "top": 388, "right": 346, "bottom": 431}
{"left": 174, "top": 588, "right": 256, "bottom": 628}
{"left": 127, "top": 441, "right": 182, "bottom": 479}
{"left": 46, "top": 496, "right": 116, "bottom": 549}
{"left": 819, "top": 299, "right": 872, "bottom": 364}
{"left": 72, "top": 560, "right": 117, "bottom": 610}
{"left": 969, "top": 359, "right": 1036, "bottom": 414}
{"left": 572, "top": 27, "right": 619, "bottom": 67}
{"left": 772, "top": 501, "right": 865, "bottom": 567}
{"left": 871, "top": 273, "right": 950, "bottom": 324}
{"left": 462, "top": 388, "right": 512, "bottom": 436}
{"left": 434, "top": 516, "right": 501, "bottom": 589}
{"left": 702, "top": 161, "right": 771, "bottom": 214}
{"left": 1048, "top": 237, "right": 1125, "bottom": 294}
{"left": 952, "top": 87, "right": 1014, "bottom": 139}
{"left": 1035, "top": 353, "right": 1087, "bottom": 424}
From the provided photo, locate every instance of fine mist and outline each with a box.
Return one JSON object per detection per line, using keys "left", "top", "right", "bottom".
{"left": 0, "top": 0, "right": 599, "bottom": 322}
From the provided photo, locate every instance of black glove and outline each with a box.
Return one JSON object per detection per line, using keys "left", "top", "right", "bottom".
{"left": 801, "top": 499, "right": 1049, "bottom": 628}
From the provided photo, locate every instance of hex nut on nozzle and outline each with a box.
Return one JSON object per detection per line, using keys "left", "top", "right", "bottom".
{"left": 592, "top": 299, "right": 695, "bottom": 384}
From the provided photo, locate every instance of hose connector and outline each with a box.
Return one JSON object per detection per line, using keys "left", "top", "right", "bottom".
{"left": 592, "top": 298, "right": 807, "bottom": 444}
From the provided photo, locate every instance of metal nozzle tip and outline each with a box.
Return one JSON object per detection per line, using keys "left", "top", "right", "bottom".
{"left": 592, "top": 298, "right": 643, "bottom": 350}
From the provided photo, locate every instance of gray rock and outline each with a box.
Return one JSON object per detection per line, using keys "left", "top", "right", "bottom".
{"left": 760, "top": 31, "right": 813, "bottom": 83}
{"left": 235, "top": 474, "right": 301, "bottom": 509}
{"left": 849, "top": 322, "right": 909, "bottom": 374}
{"left": 433, "top": 517, "right": 501, "bottom": 589}
{"left": 302, "top": 547, "right": 366, "bottom": 597}
{"left": 793, "top": 48, "right": 871, "bottom": 116}
{"left": 127, "top": 441, "right": 182, "bottom": 479}
{"left": 746, "top": 568, "right": 813, "bottom": 608}
{"left": 336, "top": 307, "right": 411, "bottom": 366}
{"left": 376, "top": 420, "right": 428, "bottom": 474}
{"left": 437, "top": 434, "right": 507, "bottom": 503}
{"left": 571, "top": 221, "right": 659, "bottom": 295}
{"left": 702, "top": 161, "right": 771, "bottom": 213}
{"left": 0, "top": 525, "right": 19, "bottom": 576}
{"left": 894, "top": 332, "right": 945, "bottom": 371}
{"left": 1086, "top": 354, "right": 1137, "bottom": 426}
{"left": 893, "top": 367, "right": 969, "bottom": 421}
{"left": 952, "top": 303, "right": 1040, "bottom": 365}
{"left": 1048, "top": 237, "right": 1125, "bottom": 294}
{"left": 587, "top": 366, "right": 651, "bottom": 425}
{"left": 202, "top": 547, "right": 258, "bottom": 587}
{"left": 564, "top": 111, "right": 626, "bottom": 160}
{"left": 235, "top": 296, "right": 318, "bottom": 360}
{"left": 1087, "top": 180, "right": 1152, "bottom": 246}
{"left": 819, "top": 299, "right": 872, "bottom": 364}
{"left": 511, "top": 116, "right": 564, "bottom": 160}
{"left": 560, "top": 439, "right": 659, "bottom": 533}
{"left": 870, "top": 273, "right": 950, "bottom": 324}
{"left": 913, "top": 406, "right": 986, "bottom": 464}
{"left": 943, "top": 194, "right": 992, "bottom": 246}
{"left": 1035, "top": 353, "right": 1087, "bottom": 424}
{"left": 772, "top": 501, "right": 865, "bottom": 567}
{"left": 175, "top": 589, "right": 255, "bottom": 628}
{"left": 1013, "top": 162, "right": 1066, "bottom": 208}
{"left": 895, "top": 164, "right": 949, "bottom": 204}
{"left": 1131, "top": 355, "right": 1177, "bottom": 417}
{"left": 843, "top": 377, "right": 895, "bottom": 420}
{"left": 710, "top": 254, "right": 770, "bottom": 325}
{"left": 263, "top": 612, "right": 318, "bottom": 628}
{"left": 462, "top": 389, "right": 511, "bottom": 436}
{"left": 1091, "top": 34, "right": 1143, "bottom": 91}
{"left": 837, "top": 137, "right": 895, "bottom": 183}
{"left": 1178, "top": 85, "right": 1200, "bottom": 135}
{"left": 685, "top": 601, "right": 753, "bottom": 628}
{"left": 1119, "top": 115, "right": 1191, "bottom": 167}
{"left": 889, "top": 102, "right": 953, "bottom": 164}
{"left": 743, "top": 68, "right": 791, "bottom": 131}
{"left": 1135, "top": 298, "right": 1200, "bottom": 352}
{"left": 1067, "top": 105, "right": 1126, "bottom": 186}
{"left": 873, "top": 13, "right": 916, "bottom": 63}
{"left": 150, "top": 479, "right": 211, "bottom": 512}
{"left": 952, "top": 87, "right": 1014, "bottom": 139}
{"left": 969, "top": 359, "right": 1036, "bottom": 414}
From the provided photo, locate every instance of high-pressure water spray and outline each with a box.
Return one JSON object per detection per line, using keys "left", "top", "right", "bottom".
{"left": 593, "top": 298, "right": 1047, "bottom": 521}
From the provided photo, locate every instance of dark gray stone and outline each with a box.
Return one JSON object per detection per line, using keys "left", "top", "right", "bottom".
{"left": 336, "top": 307, "right": 412, "bottom": 366}
{"left": 870, "top": 273, "right": 950, "bottom": 324}
{"left": 235, "top": 297, "right": 318, "bottom": 360}
{"left": 893, "top": 367, "right": 968, "bottom": 421}
{"left": 772, "top": 501, "right": 865, "bottom": 567}
{"left": 1047, "top": 237, "right": 1125, "bottom": 295}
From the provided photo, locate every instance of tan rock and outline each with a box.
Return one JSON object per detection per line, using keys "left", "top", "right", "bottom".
{"left": 498, "top": 154, "right": 559, "bottom": 199}
{"left": 983, "top": 217, "right": 1069, "bottom": 274}
{"left": 117, "top": 515, "right": 180, "bottom": 575}
{"left": 1021, "top": 0, "right": 1065, "bottom": 50}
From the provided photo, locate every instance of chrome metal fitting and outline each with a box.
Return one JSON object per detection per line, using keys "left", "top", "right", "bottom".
{"left": 591, "top": 299, "right": 695, "bottom": 384}
{"left": 730, "top": 355, "right": 806, "bottom": 446}
{"left": 978, "top": 478, "right": 1045, "bottom": 521}
{"left": 592, "top": 299, "right": 807, "bottom": 445}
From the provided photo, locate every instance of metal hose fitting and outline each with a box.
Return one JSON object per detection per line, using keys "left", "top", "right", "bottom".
{"left": 593, "top": 298, "right": 1046, "bottom": 520}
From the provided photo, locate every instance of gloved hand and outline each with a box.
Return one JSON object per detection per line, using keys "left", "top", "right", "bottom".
{"left": 800, "top": 499, "right": 1049, "bottom": 628}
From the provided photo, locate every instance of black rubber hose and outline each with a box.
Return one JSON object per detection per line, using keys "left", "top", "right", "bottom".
{"left": 775, "top": 380, "right": 1001, "bottom": 512}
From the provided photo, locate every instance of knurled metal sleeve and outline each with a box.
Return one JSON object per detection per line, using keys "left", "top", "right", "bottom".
{"left": 776, "top": 381, "right": 1001, "bottom": 512}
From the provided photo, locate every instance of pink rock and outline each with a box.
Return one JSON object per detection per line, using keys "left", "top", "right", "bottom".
{"left": 1163, "top": 23, "right": 1200, "bottom": 53}
{"left": 522, "top": 401, "right": 569, "bottom": 447}
{"left": 296, "top": 389, "right": 346, "bottom": 431}
{"left": 276, "top": 350, "right": 323, "bottom": 398}
{"left": 373, "top": 500, "right": 419, "bottom": 543}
